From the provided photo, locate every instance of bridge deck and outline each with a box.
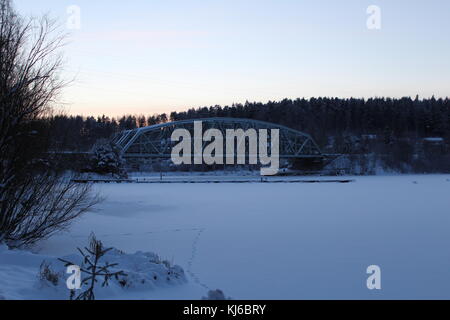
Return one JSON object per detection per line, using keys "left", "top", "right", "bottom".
{"left": 72, "top": 177, "right": 355, "bottom": 184}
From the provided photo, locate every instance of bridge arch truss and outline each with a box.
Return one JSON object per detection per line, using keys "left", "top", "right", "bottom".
{"left": 112, "top": 118, "right": 322, "bottom": 159}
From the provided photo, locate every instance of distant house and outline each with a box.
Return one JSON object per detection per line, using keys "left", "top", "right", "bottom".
{"left": 422, "top": 137, "right": 444, "bottom": 145}
{"left": 361, "top": 134, "right": 378, "bottom": 140}
{"left": 420, "top": 137, "right": 446, "bottom": 155}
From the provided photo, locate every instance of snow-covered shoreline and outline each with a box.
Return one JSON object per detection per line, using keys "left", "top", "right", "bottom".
{"left": 0, "top": 243, "right": 186, "bottom": 300}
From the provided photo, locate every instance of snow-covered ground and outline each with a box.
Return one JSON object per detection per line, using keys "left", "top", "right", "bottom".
{"left": 2, "top": 174, "right": 450, "bottom": 299}
{"left": 0, "top": 244, "right": 186, "bottom": 300}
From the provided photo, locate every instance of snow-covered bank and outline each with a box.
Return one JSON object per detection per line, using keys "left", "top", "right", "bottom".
{"left": 0, "top": 243, "right": 186, "bottom": 300}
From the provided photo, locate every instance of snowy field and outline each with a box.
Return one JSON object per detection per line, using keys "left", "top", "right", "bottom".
{"left": 2, "top": 174, "right": 450, "bottom": 300}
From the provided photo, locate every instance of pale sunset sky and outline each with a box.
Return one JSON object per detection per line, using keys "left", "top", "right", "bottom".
{"left": 14, "top": 0, "right": 450, "bottom": 116}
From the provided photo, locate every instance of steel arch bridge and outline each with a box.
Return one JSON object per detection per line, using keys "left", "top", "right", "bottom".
{"left": 112, "top": 117, "right": 323, "bottom": 159}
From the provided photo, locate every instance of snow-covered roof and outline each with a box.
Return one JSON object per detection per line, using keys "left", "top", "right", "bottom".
{"left": 423, "top": 137, "right": 444, "bottom": 142}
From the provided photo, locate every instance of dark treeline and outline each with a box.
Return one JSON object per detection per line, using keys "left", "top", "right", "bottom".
{"left": 48, "top": 113, "right": 168, "bottom": 151}
{"left": 47, "top": 96, "right": 450, "bottom": 173}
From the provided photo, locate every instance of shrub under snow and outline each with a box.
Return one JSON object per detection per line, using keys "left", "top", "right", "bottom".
{"left": 0, "top": 243, "right": 186, "bottom": 300}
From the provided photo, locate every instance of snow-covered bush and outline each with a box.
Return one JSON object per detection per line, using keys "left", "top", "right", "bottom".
{"left": 90, "top": 141, "right": 127, "bottom": 178}
{"left": 202, "top": 289, "right": 232, "bottom": 300}
{"left": 29, "top": 235, "right": 187, "bottom": 300}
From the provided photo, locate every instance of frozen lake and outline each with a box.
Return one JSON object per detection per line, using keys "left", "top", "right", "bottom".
{"left": 39, "top": 174, "right": 450, "bottom": 299}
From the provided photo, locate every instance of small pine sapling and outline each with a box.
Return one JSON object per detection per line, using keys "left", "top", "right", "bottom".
{"left": 59, "top": 233, "right": 126, "bottom": 300}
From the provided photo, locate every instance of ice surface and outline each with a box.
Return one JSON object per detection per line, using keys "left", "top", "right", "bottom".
{"left": 2, "top": 174, "right": 450, "bottom": 299}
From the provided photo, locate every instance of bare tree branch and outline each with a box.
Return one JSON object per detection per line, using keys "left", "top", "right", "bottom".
{"left": 0, "top": 0, "right": 100, "bottom": 248}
